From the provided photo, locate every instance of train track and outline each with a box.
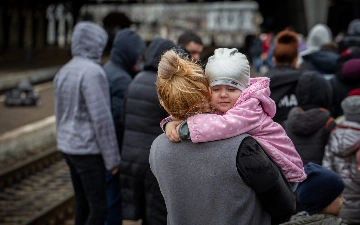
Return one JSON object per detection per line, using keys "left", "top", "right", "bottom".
{"left": 0, "top": 147, "right": 74, "bottom": 225}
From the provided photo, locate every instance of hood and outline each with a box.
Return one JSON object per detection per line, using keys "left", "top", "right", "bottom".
{"left": 71, "top": 21, "right": 108, "bottom": 63}
{"left": 300, "top": 24, "right": 332, "bottom": 57}
{"left": 282, "top": 212, "right": 340, "bottom": 225}
{"left": 347, "top": 19, "right": 360, "bottom": 35}
{"left": 302, "top": 50, "right": 339, "bottom": 74}
{"left": 296, "top": 71, "right": 332, "bottom": 110}
{"left": 286, "top": 107, "right": 331, "bottom": 135}
{"left": 110, "top": 28, "right": 146, "bottom": 71}
{"left": 328, "top": 121, "right": 360, "bottom": 157}
{"left": 236, "top": 77, "right": 276, "bottom": 118}
{"left": 143, "top": 37, "right": 176, "bottom": 71}
{"left": 266, "top": 66, "right": 302, "bottom": 89}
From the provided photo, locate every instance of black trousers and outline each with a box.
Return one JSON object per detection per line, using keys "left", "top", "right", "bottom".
{"left": 64, "top": 153, "right": 107, "bottom": 225}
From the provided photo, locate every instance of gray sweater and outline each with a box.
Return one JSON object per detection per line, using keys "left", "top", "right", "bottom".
{"left": 150, "top": 134, "right": 271, "bottom": 225}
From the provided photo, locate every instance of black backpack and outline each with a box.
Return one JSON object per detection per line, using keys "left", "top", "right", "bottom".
{"left": 4, "top": 80, "right": 40, "bottom": 106}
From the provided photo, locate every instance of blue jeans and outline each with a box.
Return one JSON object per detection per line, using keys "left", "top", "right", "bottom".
{"left": 105, "top": 170, "right": 122, "bottom": 225}
{"left": 64, "top": 153, "right": 107, "bottom": 225}
{"left": 252, "top": 56, "right": 263, "bottom": 73}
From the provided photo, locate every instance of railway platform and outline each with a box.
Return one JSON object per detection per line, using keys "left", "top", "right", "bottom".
{"left": 0, "top": 45, "right": 234, "bottom": 225}
{"left": 0, "top": 48, "right": 142, "bottom": 225}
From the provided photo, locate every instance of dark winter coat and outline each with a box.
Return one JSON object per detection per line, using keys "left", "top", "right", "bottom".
{"left": 338, "top": 19, "right": 360, "bottom": 53}
{"left": 249, "top": 37, "right": 263, "bottom": 57}
{"left": 300, "top": 50, "right": 340, "bottom": 77}
{"left": 120, "top": 38, "right": 176, "bottom": 224}
{"left": 328, "top": 48, "right": 360, "bottom": 118}
{"left": 284, "top": 107, "right": 335, "bottom": 166}
{"left": 103, "top": 29, "right": 146, "bottom": 147}
{"left": 265, "top": 66, "right": 303, "bottom": 125}
{"left": 284, "top": 71, "right": 335, "bottom": 165}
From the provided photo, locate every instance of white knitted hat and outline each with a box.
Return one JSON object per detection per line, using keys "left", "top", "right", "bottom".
{"left": 205, "top": 48, "right": 250, "bottom": 91}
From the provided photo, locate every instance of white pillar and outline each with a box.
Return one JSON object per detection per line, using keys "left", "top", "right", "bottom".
{"left": 303, "top": 0, "right": 328, "bottom": 32}
{"left": 56, "top": 4, "right": 66, "bottom": 48}
{"left": 46, "top": 4, "right": 56, "bottom": 45}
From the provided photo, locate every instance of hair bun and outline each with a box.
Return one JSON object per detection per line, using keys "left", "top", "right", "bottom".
{"left": 158, "top": 50, "right": 181, "bottom": 80}
{"left": 277, "top": 31, "right": 298, "bottom": 46}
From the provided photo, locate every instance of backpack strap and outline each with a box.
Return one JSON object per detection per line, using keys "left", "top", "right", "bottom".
{"left": 325, "top": 117, "right": 337, "bottom": 132}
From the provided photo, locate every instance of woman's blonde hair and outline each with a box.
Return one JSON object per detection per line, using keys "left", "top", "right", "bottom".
{"left": 157, "top": 50, "right": 211, "bottom": 120}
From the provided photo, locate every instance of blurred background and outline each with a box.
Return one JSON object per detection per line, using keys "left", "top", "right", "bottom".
{"left": 0, "top": 0, "right": 358, "bottom": 72}
{"left": 0, "top": 1, "right": 359, "bottom": 224}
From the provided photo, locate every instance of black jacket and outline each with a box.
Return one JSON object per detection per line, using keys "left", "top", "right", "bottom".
{"left": 265, "top": 66, "right": 303, "bottom": 125}
{"left": 338, "top": 19, "right": 360, "bottom": 53}
{"left": 103, "top": 29, "right": 146, "bottom": 147}
{"left": 329, "top": 47, "right": 360, "bottom": 118}
{"left": 120, "top": 37, "right": 176, "bottom": 224}
{"left": 284, "top": 72, "right": 335, "bottom": 165}
{"left": 284, "top": 108, "right": 335, "bottom": 166}
{"left": 300, "top": 50, "right": 339, "bottom": 76}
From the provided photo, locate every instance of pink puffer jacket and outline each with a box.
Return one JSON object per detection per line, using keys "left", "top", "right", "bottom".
{"left": 187, "top": 77, "right": 306, "bottom": 182}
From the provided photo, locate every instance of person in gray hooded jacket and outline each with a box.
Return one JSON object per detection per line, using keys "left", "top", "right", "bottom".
{"left": 323, "top": 95, "right": 360, "bottom": 225}
{"left": 54, "top": 21, "right": 120, "bottom": 225}
{"left": 151, "top": 49, "right": 296, "bottom": 225}
{"left": 120, "top": 38, "right": 176, "bottom": 224}
{"left": 102, "top": 28, "right": 146, "bottom": 225}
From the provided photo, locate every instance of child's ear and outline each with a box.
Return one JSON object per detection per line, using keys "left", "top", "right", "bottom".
{"left": 208, "top": 86, "right": 212, "bottom": 94}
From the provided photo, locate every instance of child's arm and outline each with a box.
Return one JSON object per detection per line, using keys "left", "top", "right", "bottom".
{"left": 160, "top": 117, "right": 183, "bottom": 142}
{"left": 187, "top": 98, "right": 263, "bottom": 143}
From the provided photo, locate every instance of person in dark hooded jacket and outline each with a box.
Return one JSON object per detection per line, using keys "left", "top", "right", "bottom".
{"left": 338, "top": 19, "right": 360, "bottom": 53}
{"left": 120, "top": 38, "right": 177, "bottom": 225}
{"left": 265, "top": 30, "right": 303, "bottom": 126}
{"left": 283, "top": 71, "right": 336, "bottom": 166}
{"left": 102, "top": 28, "right": 146, "bottom": 225}
{"left": 300, "top": 46, "right": 339, "bottom": 79}
{"left": 329, "top": 47, "right": 360, "bottom": 118}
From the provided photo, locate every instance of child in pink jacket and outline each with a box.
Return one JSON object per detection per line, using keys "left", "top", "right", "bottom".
{"left": 162, "top": 48, "right": 306, "bottom": 184}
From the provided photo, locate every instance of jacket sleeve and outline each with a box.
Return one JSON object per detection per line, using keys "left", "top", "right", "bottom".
{"left": 110, "top": 72, "right": 132, "bottom": 146}
{"left": 160, "top": 116, "right": 173, "bottom": 133}
{"left": 82, "top": 69, "right": 121, "bottom": 171}
{"left": 187, "top": 98, "right": 263, "bottom": 143}
{"left": 236, "top": 136, "right": 296, "bottom": 224}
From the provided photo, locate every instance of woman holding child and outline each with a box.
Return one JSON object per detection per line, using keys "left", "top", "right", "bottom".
{"left": 150, "top": 48, "right": 299, "bottom": 224}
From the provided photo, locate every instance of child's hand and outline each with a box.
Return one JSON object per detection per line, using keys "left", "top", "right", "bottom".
{"left": 165, "top": 120, "right": 182, "bottom": 142}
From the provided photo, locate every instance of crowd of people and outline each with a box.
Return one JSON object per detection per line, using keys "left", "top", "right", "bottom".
{"left": 53, "top": 19, "right": 360, "bottom": 225}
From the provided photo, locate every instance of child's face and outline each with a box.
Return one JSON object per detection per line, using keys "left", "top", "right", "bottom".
{"left": 321, "top": 193, "right": 345, "bottom": 216}
{"left": 210, "top": 85, "right": 242, "bottom": 112}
